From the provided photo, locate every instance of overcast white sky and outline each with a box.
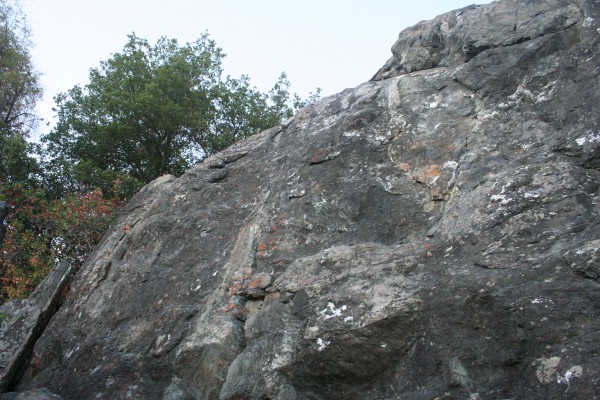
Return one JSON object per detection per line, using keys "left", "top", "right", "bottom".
{"left": 22, "top": 0, "right": 491, "bottom": 133}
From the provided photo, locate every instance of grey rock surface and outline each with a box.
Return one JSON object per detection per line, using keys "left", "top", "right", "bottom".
{"left": 372, "top": 0, "right": 583, "bottom": 80}
{"left": 0, "top": 388, "right": 62, "bottom": 400}
{"left": 14, "top": 0, "right": 600, "bottom": 399}
{"left": 0, "top": 262, "right": 73, "bottom": 392}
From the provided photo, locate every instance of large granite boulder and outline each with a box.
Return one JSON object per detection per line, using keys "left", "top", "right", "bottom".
{"left": 12, "top": 0, "right": 600, "bottom": 398}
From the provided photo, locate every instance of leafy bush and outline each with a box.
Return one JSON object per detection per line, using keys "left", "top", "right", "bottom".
{"left": 0, "top": 182, "right": 123, "bottom": 301}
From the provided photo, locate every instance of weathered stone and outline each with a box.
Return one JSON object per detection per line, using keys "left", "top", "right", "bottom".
{"left": 10, "top": 0, "right": 600, "bottom": 399}
{"left": 372, "top": 0, "right": 583, "bottom": 80}
{"left": 0, "top": 388, "right": 62, "bottom": 400}
{"left": 0, "top": 262, "right": 73, "bottom": 393}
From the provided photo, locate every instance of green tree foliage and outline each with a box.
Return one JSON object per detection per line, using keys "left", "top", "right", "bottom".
{"left": 1, "top": 133, "right": 38, "bottom": 183}
{"left": 0, "top": 1, "right": 124, "bottom": 302}
{"left": 45, "top": 33, "right": 320, "bottom": 185}
{"left": 0, "top": 0, "right": 40, "bottom": 134}
{"left": 0, "top": 0, "right": 42, "bottom": 184}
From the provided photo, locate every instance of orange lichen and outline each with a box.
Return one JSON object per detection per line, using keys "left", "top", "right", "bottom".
{"left": 398, "top": 162, "right": 412, "bottom": 172}
{"left": 427, "top": 164, "right": 441, "bottom": 176}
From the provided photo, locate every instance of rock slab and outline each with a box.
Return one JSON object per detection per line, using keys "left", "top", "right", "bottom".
{"left": 13, "top": 0, "right": 600, "bottom": 399}
{"left": 0, "top": 262, "right": 72, "bottom": 393}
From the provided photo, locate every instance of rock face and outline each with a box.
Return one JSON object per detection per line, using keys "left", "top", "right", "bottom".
{"left": 12, "top": 0, "right": 600, "bottom": 398}
{"left": 0, "top": 262, "right": 73, "bottom": 393}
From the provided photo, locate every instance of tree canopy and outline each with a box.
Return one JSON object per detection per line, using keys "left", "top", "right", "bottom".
{"left": 0, "top": 0, "right": 41, "bottom": 184}
{"left": 44, "top": 33, "right": 319, "bottom": 186}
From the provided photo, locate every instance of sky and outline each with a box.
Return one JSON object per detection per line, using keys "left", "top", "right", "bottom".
{"left": 21, "top": 0, "right": 492, "bottom": 135}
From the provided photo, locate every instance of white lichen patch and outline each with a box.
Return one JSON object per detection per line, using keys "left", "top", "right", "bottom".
{"left": 508, "top": 83, "right": 535, "bottom": 102}
{"left": 566, "top": 239, "right": 600, "bottom": 258}
{"left": 65, "top": 345, "right": 80, "bottom": 359}
{"left": 288, "top": 188, "right": 306, "bottom": 198}
{"left": 557, "top": 365, "right": 583, "bottom": 385}
{"left": 575, "top": 247, "right": 599, "bottom": 256}
{"left": 366, "top": 132, "right": 393, "bottom": 145}
{"left": 524, "top": 189, "right": 544, "bottom": 199}
{"left": 191, "top": 279, "right": 202, "bottom": 291}
{"left": 508, "top": 81, "right": 557, "bottom": 104}
{"left": 443, "top": 161, "right": 458, "bottom": 170}
{"left": 343, "top": 130, "right": 361, "bottom": 138}
{"left": 319, "top": 302, "right": 347, "bottom": 319}
{"left": 535, "top": 356, "right": 561, "bottom": 383}
{"left": 490, "top": 182, "right": 513, "bottom": 205}
{"left": 376, "top": 176, "right": 395, "bottom": 193}
{"left": 535, "top": 81, "right": 558, "bottom": 103}
{"left": 387, "top": 82, "right": 402, "bottom": 110}
{"left": 344, "top": 316, "right": 354, "bottom": 323}
{"left": 304, "top": 325, "right": 320, "bottom": 340}
{"left": 583, "top": 17, "right": 595, "bottom": 27}
{"left": 155, "top": 334, "right": 167, "bottom": 347}
{"left": 316, "top": 337, "right": 331, "bottom": 351}
{"left": 270, "top": 330, "right": 296, "bottom": 369}
{"left": 520, "top": 142, "right": 535, "bottom": 151}
{"left": 576, "top": 132, "right": 600, "bottom": 146}
{"left": 490, "top": 193, "right": 512, "bottom": 205}
{"left": 530, "top": 298, "right": 554, "bottom": 305}
{"left": 443, "top": 160, "right": 459, "bottom": 186}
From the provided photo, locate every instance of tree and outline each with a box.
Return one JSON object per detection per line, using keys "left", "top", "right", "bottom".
{"left": 0, "top": 0, "right": 42, "bottom": 184}
{"left": 44, "top": 33, "right": 319, "bottom": 185}
{"left": 0, "top": 0, "right": 41, "bottom": 134}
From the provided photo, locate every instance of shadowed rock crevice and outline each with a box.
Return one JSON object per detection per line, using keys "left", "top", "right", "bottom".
{"left": 0, "top": 262, "right": 74, "bottom": 394}
{"left": 6, "top": 0, "right": 600, "bottom": 399}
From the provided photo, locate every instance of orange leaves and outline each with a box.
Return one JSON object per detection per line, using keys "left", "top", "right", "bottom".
{"left": 0, "top": 183, "right": 124, "bottom": 301}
